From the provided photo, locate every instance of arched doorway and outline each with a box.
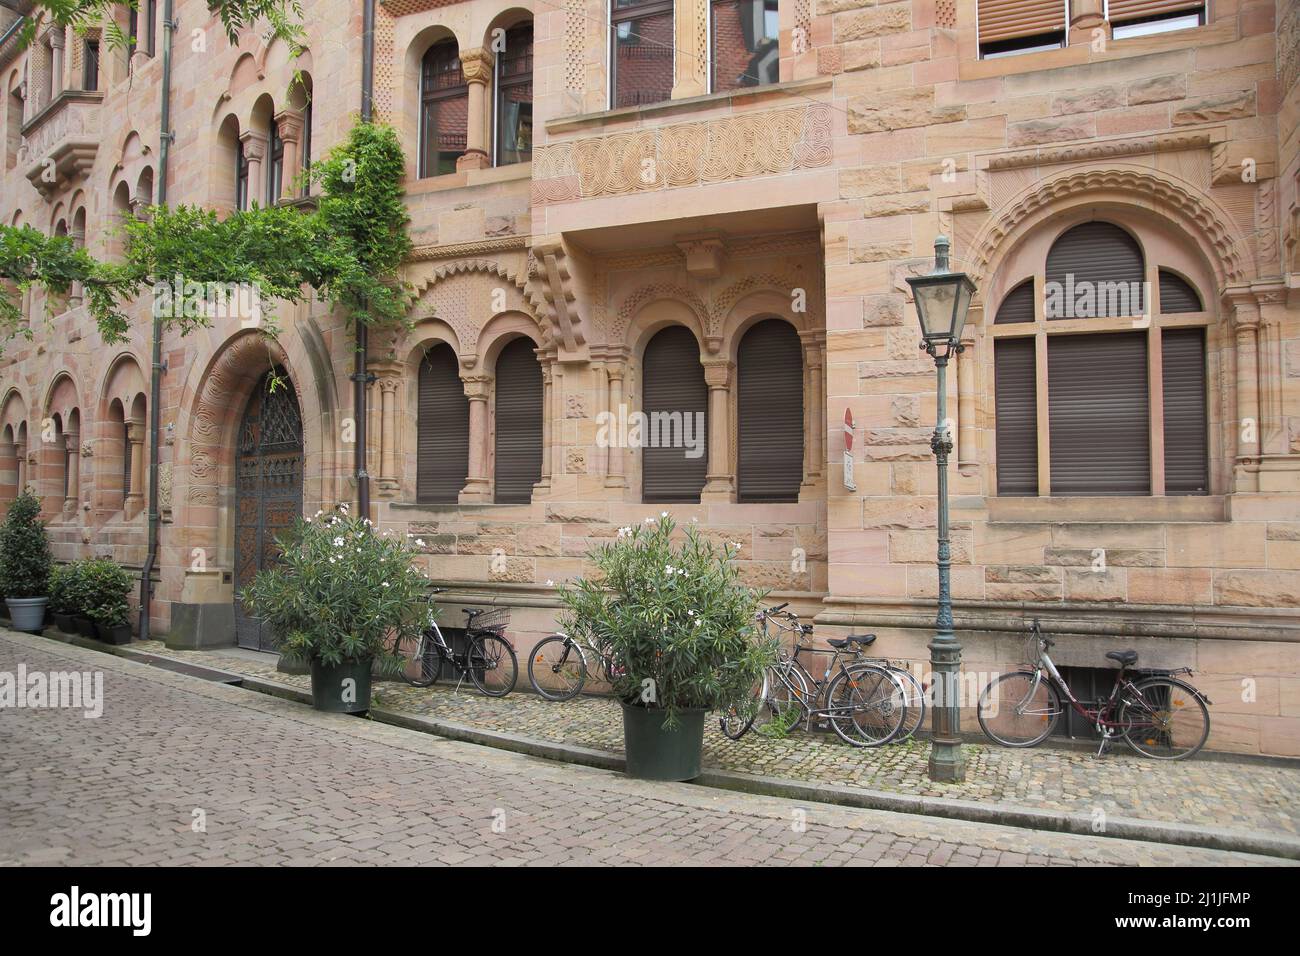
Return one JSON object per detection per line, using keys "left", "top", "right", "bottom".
{"left": 233, "top": 369, "right": 303, "bottom": 651}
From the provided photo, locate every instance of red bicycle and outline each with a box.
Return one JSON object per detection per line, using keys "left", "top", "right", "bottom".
{"left": 977, "top": 620, "right": 1211, "bottom": 760}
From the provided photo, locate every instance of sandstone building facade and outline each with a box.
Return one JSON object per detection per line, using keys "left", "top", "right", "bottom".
{"left": 1, "top": 0, "right": 1297, "bottom": 754}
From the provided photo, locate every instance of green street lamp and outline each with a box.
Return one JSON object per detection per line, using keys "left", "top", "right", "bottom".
{"left": 906, "top": 236, "right": 974, "bottom": 784}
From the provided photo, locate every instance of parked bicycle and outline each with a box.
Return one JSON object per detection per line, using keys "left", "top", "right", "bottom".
{"left": 394, "top": 589, "right": 518, "bottom": 697}
{"left": 526, "top": 628, "right": 625, "bottom": 700}
{"left": 720, "top": 604, "right": 910, "bottom": 747}
{"left": 977, "top": 619, "right": 1211, "bottom": 760}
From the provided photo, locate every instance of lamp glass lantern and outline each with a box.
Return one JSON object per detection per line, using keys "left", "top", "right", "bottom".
{"left": 906, "top": 237, "right": 975, "bottom": 348}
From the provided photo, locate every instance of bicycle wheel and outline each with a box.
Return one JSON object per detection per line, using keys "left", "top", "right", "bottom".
{"left": 720, "top": 672, "right": 767, "bottom": 740}
{"left": 891, "top": 665, "right": 927, "bottom": 742}
{"left": 977, "top": 670, "right": 1061, "bottom": 747}
{"left": 826, "top": 665, "right": 906, "bottom": 747}
{"left": 527, "top": 635, "right": 587, "bottom": 702}
{"left": 754, "top": 664, "right": 809, "bottom": 734}
{"left": 1120, "top": 677, "right": 1210, "bottom": 760}
{"left": 466, "top": 633, "right": 518, "bottom": 697}
{"left": 398, "top": 631, "right": 441, "bottom": 688}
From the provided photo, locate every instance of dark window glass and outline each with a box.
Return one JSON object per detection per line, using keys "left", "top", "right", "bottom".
{"left": 711, "top": 0, "right": 779, "bottom": 92}
{"left": 419, "top": 41, "right": 467, "bottom": 178}
{"left": 236, "top": 138, "right": 250, "bottom": 211}
{"left": 267, "top": 120, "right": 284, "bottom": 204}
{"left": 83, "top": 41, "right": 99, "bottom": 91}
{"left": 301, "top": 100, "right": 312, "bottom": 194}
{"left": 495, "top": 24, "right": 533, "bottom": 166}
{"left": 611, "top": 0, "right": 674, "bottom": 109}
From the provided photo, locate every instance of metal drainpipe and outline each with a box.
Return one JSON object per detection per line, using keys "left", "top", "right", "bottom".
{"left": 138, "top": 0, "right": 174, "bottom": 641}
{"left": 353, "top": 0, "right": 376, "bottom": 518}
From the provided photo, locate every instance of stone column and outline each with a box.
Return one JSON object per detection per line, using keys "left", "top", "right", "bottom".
{"left": 48, "top": 28, "right": 65, "bottom": 102}
{"left": 69, "top": 222, "right": 86, "bottom": 308}
{"left": 378, "top": 374, "right": 400, "bottom": 492}
{"left": 125, "top": 420, "right": 145, "bottom": 514}
{"left": 63, "top": 431, "right": 79, "bottom": 511}
{"left": 274, "top": 109, "right": 304, "bottom": 201}
{"left": 457, "top": 48, "right": 493, "bottom": 171}
{"left": 672, "top": 0, "right": 709, "bottom": 99}
{"left": 1230, "top": 293, "right": 1261, "bottom": 492}
{"left": 1068, "top": 0, "right": 1105, "bottom": 46}
{"left": 538, "top": 360, "right": 553, "bottom": 492}
{"left": 957, "top": 319, "right": 978, "bottom": 472}
{"left": 17, "top": 445, "right": 28, "bottom": 494}
{"left": 460, "top": 374, "right": 492, "bottom": 501}
{"left": 239, "top": 130, "right": 268, "bottom": 206}
{"left": 605, "top": 360, "right": 627, "bottom": 488}
{"left": 701, "top": 360, "right": 734, "bottom": 501}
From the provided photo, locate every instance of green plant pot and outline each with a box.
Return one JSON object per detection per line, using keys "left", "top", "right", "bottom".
{"left": 621, "top": 702, "right": 706, "bottom": 782}
{"left": 52, "top": 612, "right": 75, "bottom": 632}
{"left": 309, "top": 657, "right": 373, "bottom": 714}
{"left": 94, "top": 622, "right": 132, "bottom": 645}
{"left": 5, "top": 597, "right": 47, "bottom": 634}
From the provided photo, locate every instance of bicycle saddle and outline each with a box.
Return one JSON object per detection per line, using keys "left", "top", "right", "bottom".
{"left": 826, "top": 634, "right": 876, "bottom": 649}
{"left": 1106, "top": 650, "right": 1138, "bottom": 666}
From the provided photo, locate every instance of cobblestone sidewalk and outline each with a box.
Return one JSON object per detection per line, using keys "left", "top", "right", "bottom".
{"left": 103, "top": 637, "right": 1299, "bottom": 843}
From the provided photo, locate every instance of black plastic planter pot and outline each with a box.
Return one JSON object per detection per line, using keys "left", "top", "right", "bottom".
{"left": 309, "top": 657, "right": 373, "bottom": 714}
{"left": 74, "top": 616, "right": 96, "bottom": 638}
{"left": 621, "top": 702, "right": 706, "bottom": 781}
{"left": 95, "top": 623, "right": 132, "bottom": 645}
{"left": 52, "top": 612, "right": 75, "bottom": 633}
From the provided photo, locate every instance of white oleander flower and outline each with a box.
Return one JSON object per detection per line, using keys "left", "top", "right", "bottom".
{"left": 333, "top": 537, "right": 345, "bottom": 547}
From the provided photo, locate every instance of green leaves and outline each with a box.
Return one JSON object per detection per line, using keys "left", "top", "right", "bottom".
{"left": 0, "top": 119, "right": 413, "bottom": 353}
{"left": 240, "top": 507, "right": 429, "bottom": 667}
{"left": 557, "top": 515, "right": 777, "bottom": 724}
{"left": 0, "top": 491, "right": 52, "bottom": 600}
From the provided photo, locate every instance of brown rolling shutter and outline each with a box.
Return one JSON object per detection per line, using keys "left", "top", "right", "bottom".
{"left": 1161, "top": 328, "right": 1208, "bottom": 495}
{"left": 994, "top": 338, "right": 1039, "bottom": 496}
{"left": 1046, "top": 222, "right": 1145, "bottom": 319}
{"left": 994, "top": 279, "right": 1036, "bottom": 324}
{"left": 1108, "top": 1, "right": 1203, "bottom": 23}
{"left": 493, "top": 337, "right": 542, "bottom": 504}
{"left": 642, "top": 325, "right": 708, "bottom": 503}
{"left": 1048, "top": 332, "right": 1150, "bottom": 495}
{"left": 978, "top": 0, "right": 1066, "bottom": 43}
{"left": 417, "top": 343, "right": 469, "bottom": 503}
{"left": 1158, "top": 269, "right": 1202, "bottom": 313}
{"left": 738, "top": 319, "right": 804, "bottom": 503}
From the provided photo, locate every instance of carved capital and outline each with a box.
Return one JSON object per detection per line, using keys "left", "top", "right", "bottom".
{"left": 702, "top": 361, "right": 733, "bottom": 388}
{"left": 459, "top": 48, "right": 494, "bottom": 85}
{"left": 239, "top": 130, "right": 268, "bottom": 162}
{"left": 461, "top": 373, "right": 493, "bottom": 400}
{"left": 274, "top": 108, "right": 305, "bottom": 143}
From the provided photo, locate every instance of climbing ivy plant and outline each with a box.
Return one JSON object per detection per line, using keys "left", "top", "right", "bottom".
{"left": 0, "top": 120, "right": 413, "bottom": 353}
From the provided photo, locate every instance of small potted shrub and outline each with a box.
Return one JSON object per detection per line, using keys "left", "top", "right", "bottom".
{"left": 558, "top": 515, "right": 775, "bottom": 781}
{"left": 84, "top": 560, "right": 134, "bottom": 644}
{"left": 65, "top": 560, "right": 97, "bottom": 637}
{"left": 48, "top": 564, "right": 76, "bottom": 632}
{"left": 241, "top": 506, "right": 426, "bottom": 713}
{"left": 0, "top": 490, "right": 52, "bottom": 633}
{"left": 90, "top": 599, "right": 132, "bottom": 645}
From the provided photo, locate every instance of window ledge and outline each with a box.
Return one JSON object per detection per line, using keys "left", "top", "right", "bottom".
{"left": 986, "top": 495, "right": 1226, "bottom": 524}
{"left": 405, "top": 161, "right": 532, "bottom": 196}
{"left": 545, "top": 76, "right": 833, "bottom": 136}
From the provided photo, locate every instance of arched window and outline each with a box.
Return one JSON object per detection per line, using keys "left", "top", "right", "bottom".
{"left": 610, "top": 0, "right": 674, "bottom": 109}
{"left": 494, "top": 23, "right": 533, "bottom": 166}
{"left": 711, "top": 0, "right": 779, "bottom": 92}
{"left": 129, "top": 0, "right": 157, "bottom": 58}
{"left": 493, "top": 338, "right": 543, "bottom": 503}
{"left": 992, "top": 219, "right": 1210, "bottom": 497}
{"left": 267, "top": 119, "right": 284, "bottom": 204}
{"left": 6, "top": 82, "right": 22, "bottom": 171}
{"left": 737, "top": 319, "right": 803, "bottom": 502}
{"left": 417, "top": 344, "right": 470, "bottom": 502}
{"left": 642, "top": 326, "right": 708, "bottom": 503}
{"left": 105, "top": 398, "right": 128, "bottom": 511}
{"left": 419, "top": 41, "right": 467, "bottom": 178}
{"left": 83, "top": 38, "right": 100, "bottom": 91}
{"left": 235, "top": 136, "right": 250, "bottom": 210}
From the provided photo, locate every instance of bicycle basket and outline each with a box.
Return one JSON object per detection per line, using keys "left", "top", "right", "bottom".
{"left": 468, "top": 607, "right": 510, "bottom": 635}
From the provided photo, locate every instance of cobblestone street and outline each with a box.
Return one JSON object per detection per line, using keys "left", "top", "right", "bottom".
{"left": 0, "top": 631, "right": 1290, "bottom": 866}
{"left": 102, "top": 635, "right": 1300, "bottom": 842}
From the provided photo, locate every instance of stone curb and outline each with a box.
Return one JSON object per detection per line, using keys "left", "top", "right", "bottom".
{"left": 31, "top": 629, "right": 1300, "bottom": 862}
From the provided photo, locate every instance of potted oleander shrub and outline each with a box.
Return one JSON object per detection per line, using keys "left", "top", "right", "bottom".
{"left": 0, "top": 490, "right": 52, "bottom": 633}
{"left": 241, "top": 506, "right": 425, "bottom": 713}
{"left": 64, "top": 559, "right": 97, "bottom": 637}
{"left": 558, "top": 515, "right": 775, "bottom": 781}
{"left": 84, "top": 559, "right": 134, "bottom": 644}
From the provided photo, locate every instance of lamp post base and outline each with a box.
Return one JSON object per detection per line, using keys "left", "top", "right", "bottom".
{"left": 928, "top": 633, "right": 967, "bottom": 783}
{"left": 927, "top": 744, "right": 967, "bottom": 783}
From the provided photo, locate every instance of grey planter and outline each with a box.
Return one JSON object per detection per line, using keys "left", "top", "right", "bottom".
{"left": 5, "top": 596, "right": 47, "bottom": 634}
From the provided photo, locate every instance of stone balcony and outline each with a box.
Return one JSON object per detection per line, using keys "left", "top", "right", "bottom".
{"left": 20, "top": 90, "right": 103, "bottom": 198}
